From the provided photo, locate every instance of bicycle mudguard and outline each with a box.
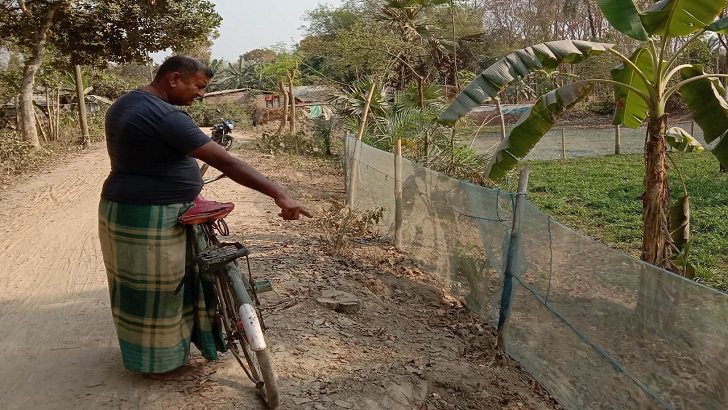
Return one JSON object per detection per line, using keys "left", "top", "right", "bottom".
{"left": 179, "top": 195, "right": 234, "bottom": 225}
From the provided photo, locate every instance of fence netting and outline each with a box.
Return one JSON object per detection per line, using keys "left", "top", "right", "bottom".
{"left": 345, "top": 136, "right": 728, "bottom": 410}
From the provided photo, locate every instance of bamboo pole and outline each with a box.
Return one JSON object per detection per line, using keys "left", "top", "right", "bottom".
{"left": 34, "top": 110, "right": 47, "bottom": 142}
{"left": 496, "top": 166, "right": 530, "bottom": 351}
{"left": 54, "top": 89, "right": 60, "bottom": 140}
{"left": 356, "top": 82, "right": 376, "bottom": 140}
{"left": 288, "top": 72, "right": 296, "bottom": 134}
{"left": 277, "top": 81, "right": 288, "bottom": 134}
{"left": 347, "top": 82, "right": 377, "bottom": 207}
{"left": 561, "top": 129, "right": 566, "bottom": 159}
{"left": 394, "top": 139, "right": 403, "bottom": 250}
{"left": 614, "top": 125, "right": 621, "bottom": 155}
{"left": 74, "top": 64, "right": 90, "bottom": 147}
{"left": 495, "top": 97, "right": 506, "bottom": 141}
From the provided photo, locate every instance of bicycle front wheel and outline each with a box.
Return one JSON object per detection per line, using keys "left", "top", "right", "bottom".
{"left": 218, "top": 274, "right": 279, "bottom": 408}
{"left": 245, "top": 338, "right": 279, "bottom": 408}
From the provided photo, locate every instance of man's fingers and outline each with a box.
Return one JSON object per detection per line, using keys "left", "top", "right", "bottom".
{"left": 278, "top": 206, "right": 312, "bottom": 220}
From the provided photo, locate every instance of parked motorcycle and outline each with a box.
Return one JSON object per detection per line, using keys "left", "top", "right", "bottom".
{"left": 211, "top": 119, "right": 235, "bottom": 151}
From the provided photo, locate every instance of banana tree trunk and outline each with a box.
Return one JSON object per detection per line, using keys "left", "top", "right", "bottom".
{"left": 641, "top": 115, "right": 672, "bottom": 267}
{"left": 636, "top": 114, "right": 679, "bottom": 333}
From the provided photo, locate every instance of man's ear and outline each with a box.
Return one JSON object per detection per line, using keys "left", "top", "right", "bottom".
{"left": 169, "top": 72, "right": 182, "bottom": 88}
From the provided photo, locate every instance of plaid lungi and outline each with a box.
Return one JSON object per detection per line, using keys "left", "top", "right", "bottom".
{"left": 98, "top": 198, "right": 225, "bottom": 373}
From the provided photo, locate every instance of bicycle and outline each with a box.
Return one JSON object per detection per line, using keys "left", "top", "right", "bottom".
{"left": 178, "top": 173, "right": 279, "bottom": 408}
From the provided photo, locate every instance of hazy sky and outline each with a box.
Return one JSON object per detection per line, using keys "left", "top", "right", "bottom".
{"left": 209, "top": 0, "right": 344, "bottom": 61}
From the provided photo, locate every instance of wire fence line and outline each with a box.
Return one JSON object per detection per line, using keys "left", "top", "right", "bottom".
{"left": 345, "top": 135, "right": 728, "bottom": 410}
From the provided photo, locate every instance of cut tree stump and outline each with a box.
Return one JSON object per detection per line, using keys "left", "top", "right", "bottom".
{"left": 316, "top": 290, "right": 360, "bottom": 313}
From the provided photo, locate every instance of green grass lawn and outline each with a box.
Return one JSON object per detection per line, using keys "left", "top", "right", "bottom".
{"left": 522, "top": 152, "right": 728, "bottom": 292}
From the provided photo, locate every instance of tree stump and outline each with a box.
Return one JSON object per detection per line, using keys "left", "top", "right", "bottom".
{"left": 316, "top": 290, "right": 360, "bottom": 313}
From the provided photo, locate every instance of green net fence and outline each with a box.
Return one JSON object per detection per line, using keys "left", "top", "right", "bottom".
{"left": 345, "top": 135, "right": 728, "bottom": 410}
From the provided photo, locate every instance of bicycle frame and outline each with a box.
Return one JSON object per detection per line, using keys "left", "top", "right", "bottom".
{"left": 181, "top": 172, "right": 279, "bottom": 408}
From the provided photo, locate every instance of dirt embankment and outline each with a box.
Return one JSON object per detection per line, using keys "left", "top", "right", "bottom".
{"left": 0, "top": 131, "right": 560, "bottom": 409}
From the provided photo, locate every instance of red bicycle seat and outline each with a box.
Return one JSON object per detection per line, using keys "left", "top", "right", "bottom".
{"left": 179, "top": 195, "right": 235, "bottom": 225}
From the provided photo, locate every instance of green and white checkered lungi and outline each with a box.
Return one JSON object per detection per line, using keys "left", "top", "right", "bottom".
{"left": 98, "top": 198, "right": 225, "bottom": 373}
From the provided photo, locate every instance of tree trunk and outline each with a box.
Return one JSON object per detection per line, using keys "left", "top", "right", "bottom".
{"left": 641, "top": 115, "right": 672, "bottom": 269}
{"left": 74, "top": 65, "right": 90, "bottom": 147}
{"left": 277, "top": 81, "right": 288, "bottom": 134}
{"left": 636, "top": 114, "right": 680, "bottom": 333}
{"left": 19, "top": 3, "right": 61, "bottom": 150}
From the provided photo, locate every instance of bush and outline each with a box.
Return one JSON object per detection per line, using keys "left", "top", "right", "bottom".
{"left": 585, "top": 100, "right": 616, "bottom": 115}
{"left": 258, "top": 130, "right": 319, "bottom": 156}
{"left": 0, "top": 131, "right": 35, "bottom": 175}
{"left": 184, "top": 100, "right": 250, "bottom": 127}
{"left": 87, "top": 71, "right": 136, "bottom": 99}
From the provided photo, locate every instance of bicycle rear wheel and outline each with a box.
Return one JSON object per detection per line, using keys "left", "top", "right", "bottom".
{"left": 216, "top": 273, "right": 279, "bottom": 408}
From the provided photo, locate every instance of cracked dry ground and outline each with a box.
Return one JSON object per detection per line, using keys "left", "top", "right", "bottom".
{"left": 0, "top": 135, "right": 560, "bottom": 410}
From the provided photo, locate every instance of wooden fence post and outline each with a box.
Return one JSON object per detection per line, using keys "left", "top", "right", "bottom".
{"left": 561, "top": 129, "right": 566, "bottom": 160}
{"left": 347, "top": 82, "right": 377, "bottom": 208}
{"left": 615, "top": 125, "right": 621, "bottom": 155}
{"left": 394, "top": 139, "right": 403, "bottom": 250}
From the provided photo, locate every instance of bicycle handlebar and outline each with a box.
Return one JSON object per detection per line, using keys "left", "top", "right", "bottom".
{"left": 203, "top": 173, "right": 227, "bottom": 185}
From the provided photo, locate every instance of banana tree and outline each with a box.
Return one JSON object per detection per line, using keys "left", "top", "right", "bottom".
{"left": 439, "top": 1, "right": 728, "bottom": 329}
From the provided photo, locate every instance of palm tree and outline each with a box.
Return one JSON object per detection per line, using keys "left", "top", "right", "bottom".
{"left": 216, "top": 56, "right": 259, "bottom": 90}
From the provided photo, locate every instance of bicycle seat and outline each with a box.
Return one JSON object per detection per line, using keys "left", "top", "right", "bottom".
{"left": 179, "top": 195, "right": 234, "bottom": 225}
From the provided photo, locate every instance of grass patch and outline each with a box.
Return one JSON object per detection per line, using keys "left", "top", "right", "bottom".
{"left": 522, "top": 152, "right": 728, "bottom": 291}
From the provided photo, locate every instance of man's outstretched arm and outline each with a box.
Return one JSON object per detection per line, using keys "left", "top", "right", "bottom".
{"left": 190, "top": 141, "right": 312, "bottom": 220}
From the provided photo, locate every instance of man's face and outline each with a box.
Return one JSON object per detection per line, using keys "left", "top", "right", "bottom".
{"left": 168, "top": 71, "right": 210, "bottom": 106}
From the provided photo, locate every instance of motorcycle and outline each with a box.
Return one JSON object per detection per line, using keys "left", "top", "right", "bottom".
{"left": 211, "top": 119, "right": 235, "bottom": 151}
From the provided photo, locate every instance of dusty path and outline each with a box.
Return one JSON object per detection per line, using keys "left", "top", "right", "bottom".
{"left": 0, "top": 140, "right": 269, "bottom": 409}
{"left": 0, "top": 135, "right": 560, "bottom": 410}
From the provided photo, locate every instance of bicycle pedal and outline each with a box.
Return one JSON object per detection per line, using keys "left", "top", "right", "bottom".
{"left": 254, "top": 280, "right": 273, "bottom": 293}
{"left": 196, "top": 242, "right": 250, "bottom": 273}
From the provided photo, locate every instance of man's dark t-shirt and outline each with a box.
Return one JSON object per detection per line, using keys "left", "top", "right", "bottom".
{"left": 101, "top": 90, "right": 211, "bottom": 205}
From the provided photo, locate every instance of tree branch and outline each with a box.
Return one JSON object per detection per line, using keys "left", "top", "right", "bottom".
{"left": 18, "top": 0, "right": 33, "bottom": 18}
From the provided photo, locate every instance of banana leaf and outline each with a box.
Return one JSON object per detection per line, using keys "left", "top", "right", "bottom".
{"left": 485, "top": 82, "right": 593, "bottom": 179}
{"left": 679, "top": 65, "right": 728, "bottom": 168}
{"left": 640, "top": 0, "right": 725, "bottom": 37}
{"left": 670, "top": 194, "right": 696, "bottom": 279}
{"left": 438, "top": 40, "right": 612, "bottom": 125}
{"left": 611, "top": 47, "right": 654, "bottom": 128}
{"left": 595, "top": 0, "right": 649, "bottom": 41}
{"left": 665, "top": 127, "right": 704, "bottom": 152}
{"left": 706, "top": 16, "right": 728, "bottom": 33}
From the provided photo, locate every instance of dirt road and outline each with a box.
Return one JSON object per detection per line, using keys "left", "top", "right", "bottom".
{"left": 0, "top": 142, "right": 272, "bottom": 409}
{"left": 0, "top": 138, "right": 559, "bottom": 409}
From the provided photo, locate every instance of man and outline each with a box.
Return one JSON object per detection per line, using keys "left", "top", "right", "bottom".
{"left": 98, "top": 55, "right": 311, "bottom": 380}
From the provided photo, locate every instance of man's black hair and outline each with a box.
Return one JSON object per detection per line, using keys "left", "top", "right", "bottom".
{"left": 154, "top": 55, "right": 214, "bottom": 81}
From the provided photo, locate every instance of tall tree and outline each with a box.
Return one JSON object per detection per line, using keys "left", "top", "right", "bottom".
{"left": 1, "top": 0, "right": 65, "bottom": 149}
{"left": 0, "top": 0, "right": 221, "bottom": 148}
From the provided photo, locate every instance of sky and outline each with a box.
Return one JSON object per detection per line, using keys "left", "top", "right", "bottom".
{"left": 173, "top": 0, "right": 344, "bottom": 62}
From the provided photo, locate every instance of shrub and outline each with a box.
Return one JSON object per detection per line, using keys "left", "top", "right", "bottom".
{"left": 184, "top": 100, "right": 250, "bottom": 127}
{"left": 585, "top": 100, "right": 616, "bottom": 115}
{"left": 0, "top": 131, "right": 34, "bottom": 175}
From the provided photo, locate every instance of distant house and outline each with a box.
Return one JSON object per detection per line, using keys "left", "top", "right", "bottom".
{"left": 203, "top": 88, "right": 252, "bottom": 105}
{"left": 1, "top": 93, "right": 112, "bottom": 127}
{"left": 293, "top": 85, "right": 336, "bottom": 106}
